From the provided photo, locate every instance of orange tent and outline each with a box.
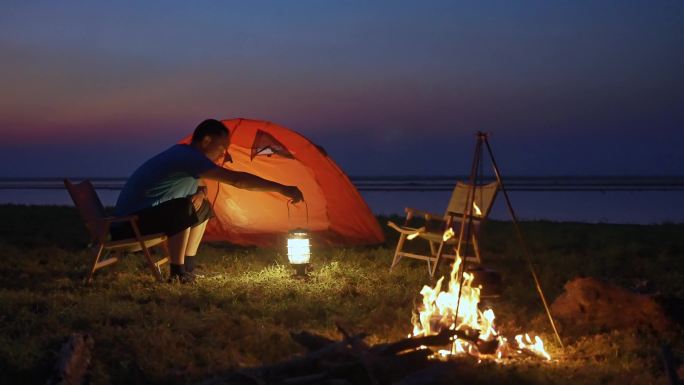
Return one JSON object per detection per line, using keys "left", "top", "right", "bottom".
{"left": 180, "top": 118, "right": 384, "bottom": 246}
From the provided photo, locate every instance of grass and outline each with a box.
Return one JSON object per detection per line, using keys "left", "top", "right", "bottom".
{"left": 0, "top": 204, "right": 682, "bottom": 384}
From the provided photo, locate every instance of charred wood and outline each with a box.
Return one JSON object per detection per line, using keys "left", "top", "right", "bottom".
{"left": 371, "top": 329, "right": 476, "bottom": 356}
{"left": 289, "top": 331, "right": 337, "bottom": 351}
{"left": 196, "top": 328, "right": 541, "bottom": 385}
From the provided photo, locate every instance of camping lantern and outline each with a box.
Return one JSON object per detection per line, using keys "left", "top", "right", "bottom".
{"left": 287, "top": 229, "right": 311, "bottom": 277}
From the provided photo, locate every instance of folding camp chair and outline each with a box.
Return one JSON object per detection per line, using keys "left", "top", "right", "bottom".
{"left": 64, "top": 179, "right": 170, "bottom": 284}
{"left": 388, "top": 181, "right": 498, "bottom": 277}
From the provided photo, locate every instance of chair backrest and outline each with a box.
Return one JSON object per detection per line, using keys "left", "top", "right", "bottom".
{"left": 64, "top": 179, "right": 108, "bottom": 243}
{"left": 446, "top": 181, "right": 498, "bottom": 220}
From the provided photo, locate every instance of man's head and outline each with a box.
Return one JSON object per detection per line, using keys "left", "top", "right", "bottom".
{"left": 191, "top": 119, "right": 230, "bottom": 162}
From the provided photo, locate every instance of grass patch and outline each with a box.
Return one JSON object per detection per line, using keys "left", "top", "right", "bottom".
{"left": 0, "top": 205, "right": 682, "bottom": 384}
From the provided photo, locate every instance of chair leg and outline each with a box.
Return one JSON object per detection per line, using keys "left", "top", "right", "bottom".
{"left": 85, "top": 244, "right": 104, "bottom": 285}
{"left": 156, "top": 240, "right": 171, "bottom": 277}
{"left": 140, "top": 244, "right": 164, "bottom": 282}
{"left": 429, "top": 241, "right": 436, "bottom": 256}
{"left": 430, "top": 241, "right": 447, "bottom": 278}
{"left": 471, "top": 234, "right": 482, "bottom": 264}
{"left": 130, "top": 221, "right": 165, "bottom": 282}
{"left": 427, "top": 241, "right": 438, "bottom": 275}
{"left": 390, "top": 233, "right": 407, "bottom": 273}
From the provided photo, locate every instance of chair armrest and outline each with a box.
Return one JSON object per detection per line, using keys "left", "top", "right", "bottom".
{"left": 387, "top": 221, "right": 425, "bottom": 235}
{"left": 405, "top": 207, "right": 442, "bottom": 220}
{"left": 446, "top": 211, "right": 483, "bottom": 222}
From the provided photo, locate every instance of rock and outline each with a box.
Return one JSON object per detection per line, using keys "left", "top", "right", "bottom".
{"left": 550, "top": 277, "right": 671, "bottom": 335}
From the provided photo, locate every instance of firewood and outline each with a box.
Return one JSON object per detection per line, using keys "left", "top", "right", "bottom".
{"left": 336, "top": 323, "right": 370, "bottom": 350}
{"left": 475, "top": 338, "right": 499, "bottom": 355}
{"left": 281, "top": 372, "right": 328, "bottom": 385}
{"left": 316, "top": 350, "right": 439, "bottom": 385}
{"left": 372, "top": 349, "right": 434, "bottom": 382}
{"left": 343, "top": 345, "right": 379, "bottom": 385}
{"left": 371, "top": 329, "right": 475, "bottom": 356}
{"left": 327, "top": 325, "right": 380, "bottom": 385}
{"left": 289, "top": 331, "right": 337, "bottom": 351}
{"left": 197, "top": 329, "right": 493, "bottom": 385}
{"left": 242, "top": 336, "right": 361, "bottom": 380}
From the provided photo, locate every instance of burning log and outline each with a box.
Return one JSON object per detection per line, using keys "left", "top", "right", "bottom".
{"left": 199, "top": 325, "right": 551, "bottom": 385}
{"left": 474, "top": 337, "right": 499, "bottom": 355}
{"left": 371, "top": 329, "right": 476, "bottom": 356}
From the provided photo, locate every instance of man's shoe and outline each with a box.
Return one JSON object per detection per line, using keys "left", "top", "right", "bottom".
{"left": 167, "top": 271, "right": 196, "bottom": 284}
{"left": 185, "top": 270, "right": 205, "bottom": 279}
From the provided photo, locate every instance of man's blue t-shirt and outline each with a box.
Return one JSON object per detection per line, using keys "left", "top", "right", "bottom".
{"left": 114, "top": 144, "right": 217, "bottom": 215}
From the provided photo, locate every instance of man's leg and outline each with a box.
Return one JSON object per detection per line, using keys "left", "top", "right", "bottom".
{"left": 184, "top": 219, "right": 208, "bottom": 273}
{"left": 167, "top": 227, "right": 190, "bottom": 279}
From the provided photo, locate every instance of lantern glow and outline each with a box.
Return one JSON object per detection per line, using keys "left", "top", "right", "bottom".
{"left": 287, "top": 230, "right": 311, "bottom": 276}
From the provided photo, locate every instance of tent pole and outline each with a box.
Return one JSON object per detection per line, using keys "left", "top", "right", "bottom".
{"left": 482, "top": 135, "right": 564, "bottom": 349}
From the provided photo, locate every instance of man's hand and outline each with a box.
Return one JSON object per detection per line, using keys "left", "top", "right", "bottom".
{"left": 191, "top": 188, "right": 207, "bottom": 211}
{"left": 281, "top": 186, "right": 303, "bottom": 204}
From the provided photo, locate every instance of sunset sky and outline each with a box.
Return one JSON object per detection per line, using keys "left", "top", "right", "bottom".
{"left": 1, "top": 1, "right": 683, "bottom": 178}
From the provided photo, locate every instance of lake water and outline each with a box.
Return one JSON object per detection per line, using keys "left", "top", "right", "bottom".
{"left": 2, "top": 177, "right": 683, "bottom": 224}
{"left": 363, "top": 190, "right": 684, "bottom": 224}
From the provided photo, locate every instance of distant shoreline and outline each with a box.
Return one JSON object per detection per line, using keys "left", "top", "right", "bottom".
{"left": 2, "top": 175, "right": 684, "bottom": 192}
{"left": 2, "top": 178, "right": 684, "bottom": 224}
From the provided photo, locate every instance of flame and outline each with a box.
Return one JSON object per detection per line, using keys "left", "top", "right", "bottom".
{"left": 473, "top": 202, "right": 482, "bottom": 216}
{"left": 409, "top": 252, "right": 551, "bottom": 361}
{"left": 407, "top": 226, "right": 426, "bottom": 240}
{"left": 515, "top": 334, "right": 551, "bottom": 360}
{"left": 411, "top": 253, "right": 495, "bottom": 341}
{"left": 442, "top": 227, "right": 455, "bottom": 242}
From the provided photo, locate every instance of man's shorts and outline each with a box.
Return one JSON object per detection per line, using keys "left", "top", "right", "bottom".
{"left": 110, "top": 197, "right": 214, "bottom": 241}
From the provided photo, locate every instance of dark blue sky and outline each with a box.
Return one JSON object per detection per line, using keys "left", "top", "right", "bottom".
{"left": 1, "top": 1, "right": 682, "bottom": 177}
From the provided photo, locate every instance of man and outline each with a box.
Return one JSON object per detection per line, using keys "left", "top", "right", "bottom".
{"left": 113, "top": 119, "right": 303, "bottom": 283}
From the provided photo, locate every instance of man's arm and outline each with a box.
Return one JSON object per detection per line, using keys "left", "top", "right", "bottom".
{"left": 201, "top": 166, "right": 303, "bottom": 202}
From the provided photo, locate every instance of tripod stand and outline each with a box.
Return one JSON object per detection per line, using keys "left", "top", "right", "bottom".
{"left": 438, "top": 132, "right": 564, "bottom": 348}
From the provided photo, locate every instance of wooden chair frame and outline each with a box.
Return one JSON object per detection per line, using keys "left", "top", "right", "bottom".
{"left": 64, "top": 179, "right": 170, "bottom": 284}
{"left": 388, "top": 181, "right": 497, "bottom": 277}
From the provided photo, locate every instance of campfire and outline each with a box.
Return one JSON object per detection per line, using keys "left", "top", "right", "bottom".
{"left": 409, "top": 251, "right": 552, "bottom": 361}
{"left": 402, "top": 132, "right": 561, "bottom": 363}
{"left": 198, "top": 255, "right": 554, "bottom": 385}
